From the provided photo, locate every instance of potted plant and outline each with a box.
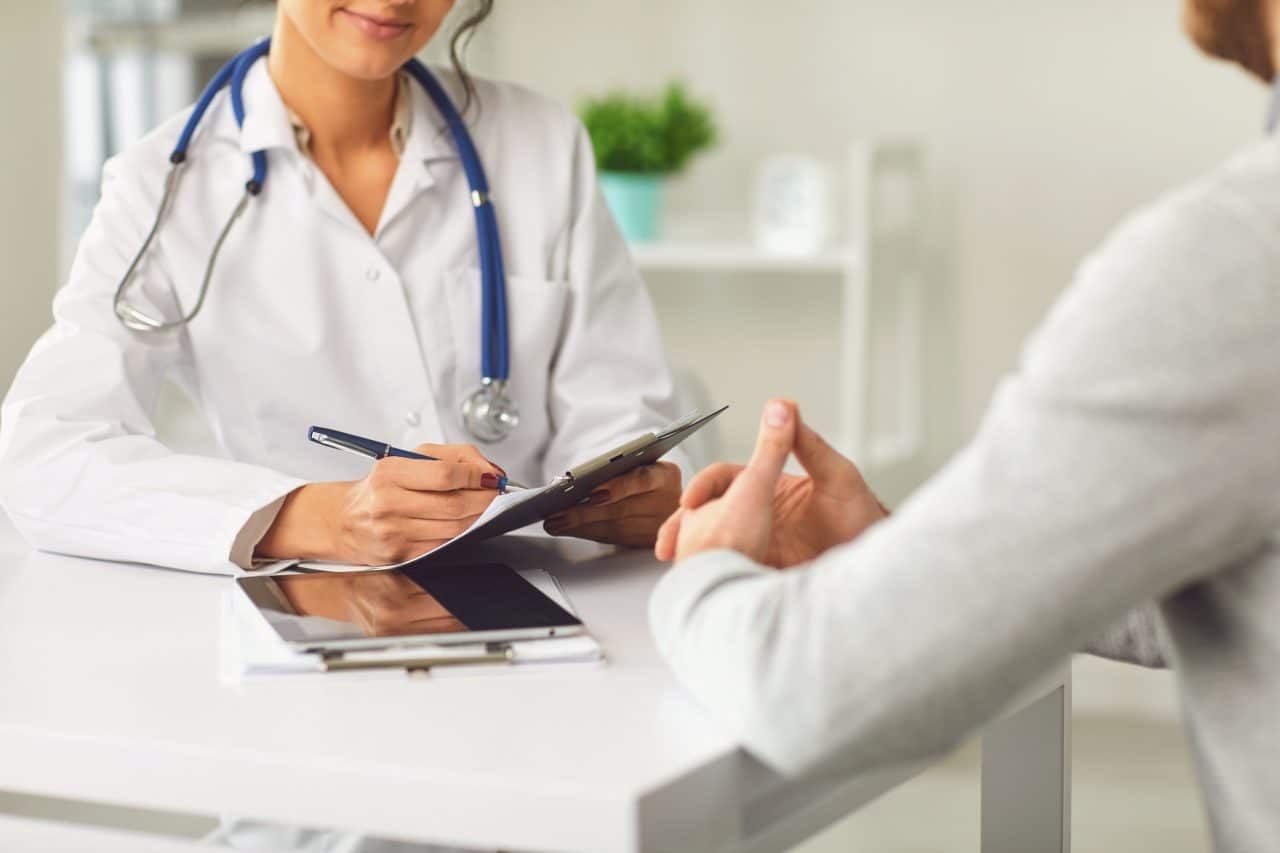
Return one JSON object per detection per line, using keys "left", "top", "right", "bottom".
{"left": 579, "top": 82, "right": 718, "bottom": 243}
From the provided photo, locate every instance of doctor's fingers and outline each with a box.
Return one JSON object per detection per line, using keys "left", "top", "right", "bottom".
{"left": 557, "top": 516, "right": 672, "bottom": 549}
{"left": 361, "top": 523, "right": 479, "bottom": 564}
{"left": 589, "top": 462, "right": 682, "bottom": 506}
{"left": 680, "top": 463, "right": 746, "bottom": 510}
{"left": 545, "top": 487, "right": 675, "bottom": 533}
{"left": 384, "top": 487, "right": 495, "bottom": 522}
{"left": 411, "top": 442, "right": 504, "bottom": 475}
{"left": 373, "top": 456, "right": 498, "bottom": 492}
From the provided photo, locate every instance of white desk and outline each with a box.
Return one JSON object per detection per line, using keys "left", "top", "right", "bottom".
{"left": 0, "top": 520, "right": 1068, "bottom": 852}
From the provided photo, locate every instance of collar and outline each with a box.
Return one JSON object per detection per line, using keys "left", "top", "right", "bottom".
{"left": 287, "top": 71, "right": 414, "bottom": 159}
{"left": 399, "top": 66, "right": 465, "bottom": 166}
{"left": 224, "top": 57, "right": 467, "bottom": 233}
{"left": 233, "top": 57, "right": 463, "bottom": 163}
{"left": 235, "top": 59, "right": 297, "bottom": 155}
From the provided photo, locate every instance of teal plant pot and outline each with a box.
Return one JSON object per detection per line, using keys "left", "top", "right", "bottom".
{"left": 599, "top": 172, "right": 664, "bottom": 243}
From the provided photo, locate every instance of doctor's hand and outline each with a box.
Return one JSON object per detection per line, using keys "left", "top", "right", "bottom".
{"left": 654, "top": 400, "right": 888, "bottom": 568}
{"left": 256, "top": 443, "right": 504, "bottom": 566}
{"left": 542, "top": 461, "right": 682, "bottom": 548}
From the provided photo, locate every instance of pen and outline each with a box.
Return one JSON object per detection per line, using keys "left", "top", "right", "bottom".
{"left": 307, "top": 426, "right": 525, "bottom": 491}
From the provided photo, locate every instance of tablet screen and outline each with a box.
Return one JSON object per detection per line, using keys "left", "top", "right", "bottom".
{"left": 238, "top": 562, "right": 581, "bottom": 648}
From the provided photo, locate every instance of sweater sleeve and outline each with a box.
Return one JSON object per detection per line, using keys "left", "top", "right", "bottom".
{"left": 1084, "top": 605, "right": 1168, "bottom": 668}
{"left": 649, "top": 186, "right": 1280, "bottom": 776}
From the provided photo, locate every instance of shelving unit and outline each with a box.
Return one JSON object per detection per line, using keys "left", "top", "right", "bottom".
{"left": 630, "top": 142, "right": 927, "bottom": 471}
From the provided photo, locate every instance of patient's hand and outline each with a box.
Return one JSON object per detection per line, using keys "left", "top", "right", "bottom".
{"left": 655, "top": 400, "right": 887, "bottom": 568}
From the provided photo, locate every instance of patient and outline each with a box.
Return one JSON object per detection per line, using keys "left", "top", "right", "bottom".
{"left": 649, "top": 1, "right": 1280, "bottom": 849}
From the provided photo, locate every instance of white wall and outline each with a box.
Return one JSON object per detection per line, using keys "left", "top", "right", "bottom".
{"left": 475, "top": 0, "right": 1264, "bottom": 456}
{"left": 0, "top": 4, "right": 62, "bottom": 394}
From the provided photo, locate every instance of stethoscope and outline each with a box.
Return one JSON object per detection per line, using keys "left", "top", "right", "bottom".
{"left": 112, "top": 38, "right": 520, "bottom": 444}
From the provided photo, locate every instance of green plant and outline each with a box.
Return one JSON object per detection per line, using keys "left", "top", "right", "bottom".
{"left": 578, "top": 82, "right": 718, "bottom": 175}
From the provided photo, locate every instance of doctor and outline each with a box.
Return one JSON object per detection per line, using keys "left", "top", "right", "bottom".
{"left": 0, "top": 0, "right": 686, "bottom": 573}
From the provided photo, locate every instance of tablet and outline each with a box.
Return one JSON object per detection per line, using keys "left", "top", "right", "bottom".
{"left": 237, "top": 562, "right": 583, "bottom": 652}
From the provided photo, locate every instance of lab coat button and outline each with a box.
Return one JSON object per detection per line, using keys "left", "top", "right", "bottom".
{"left": 365, "top": 267, "right": 381, "bottom": 282}
{"left": 404, "top": 411, "right": 421, "bottom": 427}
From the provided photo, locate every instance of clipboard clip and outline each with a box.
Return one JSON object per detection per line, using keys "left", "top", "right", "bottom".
{"left": 548, "top": 406, "right": 730, "bottom": 494}
{"left": 552, "top": 433, "right": 657, "bottom": 493}
{"left": 320, "top": 642, "right": 515, "bottom": 672}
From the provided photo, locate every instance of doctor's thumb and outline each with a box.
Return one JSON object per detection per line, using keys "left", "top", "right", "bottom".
{"left": 743, "top": 399, "right": 796, "bottom": 489}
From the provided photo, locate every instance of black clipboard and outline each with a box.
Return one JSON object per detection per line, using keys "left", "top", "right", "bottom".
{"left": 397, "top": 406, "right": 728, "bottom": 569}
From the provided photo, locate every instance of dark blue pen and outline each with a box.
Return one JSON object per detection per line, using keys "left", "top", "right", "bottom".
{"left": 307, "top": 426, "right": 523, "bottom": 491}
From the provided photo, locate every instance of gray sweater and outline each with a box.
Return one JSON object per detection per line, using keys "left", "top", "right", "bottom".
{"left": 650, "top": 135, "right": 1280, "bottom": 851}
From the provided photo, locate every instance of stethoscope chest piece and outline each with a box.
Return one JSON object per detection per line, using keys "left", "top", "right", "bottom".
{"left": 461, "top": 378, "right": 520, "bottom": 444}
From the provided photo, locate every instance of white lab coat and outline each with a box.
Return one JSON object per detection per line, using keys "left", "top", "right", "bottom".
{"left": 0, "top": 61, "right": 684, "bottom": 575}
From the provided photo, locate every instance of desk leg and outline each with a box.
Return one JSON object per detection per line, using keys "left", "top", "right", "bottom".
{"left": 980, "top": 680, "right": 1071, "bottom": 853}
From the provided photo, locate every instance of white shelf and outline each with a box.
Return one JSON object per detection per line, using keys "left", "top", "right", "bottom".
{"left": 630, "top": 241, "right": 859, "bottom": 273}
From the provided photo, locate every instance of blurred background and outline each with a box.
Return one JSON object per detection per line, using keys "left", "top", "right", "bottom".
{"left": 0, "top": 0, "right": 1262, "bottom": 849}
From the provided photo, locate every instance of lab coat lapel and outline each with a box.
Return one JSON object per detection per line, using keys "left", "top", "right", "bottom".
{"left": 233, "top": 61, "right": 459, "bottom": 446}
{"left": 362, "top": 79, "right": 465, "bottom": 447}
{"left": 374, "top": 74, "right": 460, "bottom": 240}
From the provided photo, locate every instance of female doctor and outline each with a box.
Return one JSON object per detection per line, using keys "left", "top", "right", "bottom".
{"left": 0, "top": 0, "right": 687, "bottom": 574}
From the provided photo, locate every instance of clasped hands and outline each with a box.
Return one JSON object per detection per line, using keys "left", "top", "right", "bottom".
{"left": 655, "top": 399, "right": 888, "bottom": 568}
{"left": 548, "top": 398, "right": 890, "bottom": 567}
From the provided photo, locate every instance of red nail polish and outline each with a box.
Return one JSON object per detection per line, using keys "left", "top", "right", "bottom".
{"left": 589, "top": 490, "right": 610, "bottom": 505}
{"left": 481, "top": 473, "right": 499, "bottom": 489}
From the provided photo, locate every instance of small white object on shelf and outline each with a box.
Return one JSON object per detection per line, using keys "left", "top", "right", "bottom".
{"left": 752, "top": 154, "right": 833, "bottom": 255}
{"left": 629, "top": 142, "right": 927, "bottom": 472}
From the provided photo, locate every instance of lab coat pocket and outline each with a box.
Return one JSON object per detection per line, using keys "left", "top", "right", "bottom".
{"left": 442, "top": 269, "right": 570, "bottom": 444}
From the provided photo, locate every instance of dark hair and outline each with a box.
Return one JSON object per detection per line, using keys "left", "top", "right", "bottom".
{"left": 449, "top": 0, "right": 495, "bottom": 116}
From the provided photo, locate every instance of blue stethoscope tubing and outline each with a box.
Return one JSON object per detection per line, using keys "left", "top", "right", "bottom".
{"left": 113, "top": 37, "right": 517, "bottom": 440}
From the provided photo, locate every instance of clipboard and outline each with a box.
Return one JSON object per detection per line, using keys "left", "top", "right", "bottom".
{"left": 393, "top": 406, "right": 728, "bottom": 571}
